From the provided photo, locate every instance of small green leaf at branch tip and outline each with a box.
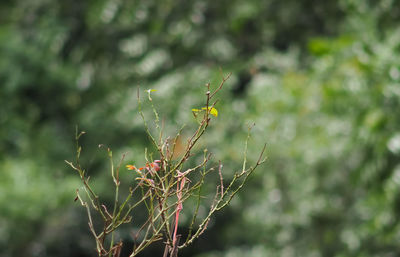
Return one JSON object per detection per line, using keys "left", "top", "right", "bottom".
{"left": 146, "top": 89, "right": 157, "bottom": 101}
{"left": 192, "top": 107, "right": 218, "bottom": 117}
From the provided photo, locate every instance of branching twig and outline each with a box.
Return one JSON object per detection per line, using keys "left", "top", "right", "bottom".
{"left": 67, "top": 74, "right": 266, "bottom": 257}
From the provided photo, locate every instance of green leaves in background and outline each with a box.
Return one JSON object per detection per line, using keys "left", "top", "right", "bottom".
{"left": 1, "top": 0, "right": 400, "bottom": 256}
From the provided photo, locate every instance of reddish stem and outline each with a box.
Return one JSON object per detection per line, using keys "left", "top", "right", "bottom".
{"left": 172, "top": 177, "right": 185, "bottom": 247}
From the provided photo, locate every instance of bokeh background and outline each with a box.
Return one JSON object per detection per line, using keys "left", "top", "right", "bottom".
{"left": 2, "top": 0, "right": 400, "bottom": 256}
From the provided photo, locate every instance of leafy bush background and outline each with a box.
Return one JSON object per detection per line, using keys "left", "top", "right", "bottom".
{"left": 1, "top": 0, "right": 400, "bottom": 256}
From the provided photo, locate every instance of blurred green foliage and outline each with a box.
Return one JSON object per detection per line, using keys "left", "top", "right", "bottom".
{"left": 1, "top": 0, "right": 400, "bottom": 256}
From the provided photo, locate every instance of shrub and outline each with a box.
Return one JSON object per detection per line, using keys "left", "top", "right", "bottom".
{"left": 66, "top": 74, "right": 266, "bottom": 257}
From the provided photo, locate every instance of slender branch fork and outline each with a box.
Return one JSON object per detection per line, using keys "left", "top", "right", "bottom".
{"left": 66, "top": 72, "right": 267, "bottom": 257}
